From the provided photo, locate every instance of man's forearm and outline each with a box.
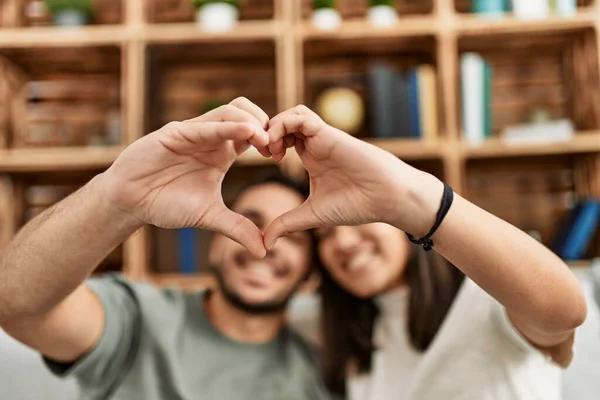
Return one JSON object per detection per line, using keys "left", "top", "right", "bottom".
{"left": 0, "top": 173, "right": 142, "bottom": 322}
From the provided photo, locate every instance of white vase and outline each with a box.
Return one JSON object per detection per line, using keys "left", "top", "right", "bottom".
{"left": 54, "top": 10, "right": 88, "bottom": 26}
{"left": 312, "top": 8, "right": 342, "bottom": 31}
{"left": 196, "top": 3, "right": 239, "bottom": 33}
{"left": 512, "top": 0, "right": 549, "bottom": 20}
{"left": 367, "top": 5, "right": 398, "bottom": 27}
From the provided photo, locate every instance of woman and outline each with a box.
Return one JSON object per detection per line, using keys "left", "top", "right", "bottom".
{"left": 264, "top": 105, "right": 587, "bottom": 400}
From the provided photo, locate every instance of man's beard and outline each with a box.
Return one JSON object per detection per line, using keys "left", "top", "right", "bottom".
{"left": 211, "top": 265, "right": 302, "bottom": 316}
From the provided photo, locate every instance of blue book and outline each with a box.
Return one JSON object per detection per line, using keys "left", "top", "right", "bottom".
{"left": 554, "top": 200, "right": 600, "bottom": 261}
{"left": 178, "top": 228, "right": 197, "bottom": 274}
{"left": 407, "top": 68, "right": 421, "bottom": 138}
{"left": 472, "top": 0, "right": 506, "bottom": 15}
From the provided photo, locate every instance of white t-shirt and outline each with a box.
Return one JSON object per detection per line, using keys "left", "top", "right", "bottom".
{"left": 289, "top": 278, "right": 562, "bottom": 400}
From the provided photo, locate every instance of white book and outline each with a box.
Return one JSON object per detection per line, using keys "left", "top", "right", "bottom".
{"left": 461, "top": 53, "right": 485, "bottom": 146}
{"left": 501, "top": 119, "right": 574, "bottom": 145}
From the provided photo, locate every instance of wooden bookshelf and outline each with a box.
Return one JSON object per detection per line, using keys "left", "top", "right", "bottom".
{"left": 0, "top": 0, "right": 598, "bottom": 285}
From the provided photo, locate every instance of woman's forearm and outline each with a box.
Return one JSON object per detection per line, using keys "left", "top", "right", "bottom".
{"left": 0, "top": 174, "right": 142, "bottom": 323}
{"left": 397, "top": 172, "right": 587, "bottom": 346}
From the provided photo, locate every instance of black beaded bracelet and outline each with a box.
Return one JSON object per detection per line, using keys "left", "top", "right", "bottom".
{"left": 406, "top": 183, "right": 454, "bottom": 251}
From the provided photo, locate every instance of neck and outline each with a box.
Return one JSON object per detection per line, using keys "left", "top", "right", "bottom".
{"left": 204, "top": 290, "right": 285, "bottom": 344}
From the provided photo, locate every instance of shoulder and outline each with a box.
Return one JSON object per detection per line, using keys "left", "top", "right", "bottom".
{"left": 86, "top": 273, "right": 192, "bottom": 328}
{"left": 287, "top": 293, "right": 323, "bottom": 347}
{"left": 449, "top": 279, "right": 567, "bottom": 363}
{"left": 87, "top": 273, "right": 187, "bottom": 306}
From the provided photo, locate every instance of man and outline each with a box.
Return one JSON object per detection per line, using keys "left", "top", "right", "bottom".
{"left": 0, "top": 98, "right": 333, "bottom": 400}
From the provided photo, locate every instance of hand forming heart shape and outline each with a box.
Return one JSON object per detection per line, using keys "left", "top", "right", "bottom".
{"left": 101, "top": 98, "right": 443, "bottom": 259}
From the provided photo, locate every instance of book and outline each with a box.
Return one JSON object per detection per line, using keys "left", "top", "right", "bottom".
{"left": 501, "top": 119, "right": 574, "bottom": 145}
{"left": 554, "top": 200, "right": 600, "bottom": 261}
{"left": 472, "top": 0, "right": 506, "bottom": 17}
{"left": 368, "top": 63, "right": 395, "bottom": 138}
{"left": 407, "top": 68, "right": 421, "bottom": 138}
{"left": 461, "top": 53, "right": 485, "bottom": 145}
{"left": 555, "top": 0, "right": 577, "bottom": 17}
{"left": 417, "top": 65, "right": 438, "bottom": 141}
{"left": 392, "top": 71, "right": 412, "bottom": 138}
{"left": 483, "top": 61, "right": 494, "bottom": 139}
{"left": 178, "top": 227, "right": 197, "bottom": 274}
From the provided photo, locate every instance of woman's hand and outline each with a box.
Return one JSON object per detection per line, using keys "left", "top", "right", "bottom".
{"left": 100, "top": 97, "right": 270, "bottom": 258}
{"left": 263, "top": 105, "right": 443, "bottom": 248}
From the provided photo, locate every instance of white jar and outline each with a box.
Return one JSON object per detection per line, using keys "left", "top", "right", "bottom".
{"left": 367, "top": 5, "right": 398, "bottom": 27}
{"left": 312, "top": 8, "right": 342, "bottom": 31}
{"left": 196, "top": 2, "right": 239, "bottom": 33}
{"left": 512, "top": 0, "right": 549, "bottom": 20}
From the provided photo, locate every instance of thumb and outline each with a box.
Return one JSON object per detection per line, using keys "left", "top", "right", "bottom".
{"left": 264, "top": 201, "right": 321, "bottom": 250}
{"left": 203, "top": 206, "right": 266, "bottom": 259}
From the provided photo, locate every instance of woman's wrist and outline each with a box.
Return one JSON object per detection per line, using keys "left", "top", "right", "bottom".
{"left": 386, "top": 168, "right": 444, "bottom": 237}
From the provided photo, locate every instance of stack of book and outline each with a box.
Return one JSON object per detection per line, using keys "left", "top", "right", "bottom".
{"left": 368, "top": 63, "right": 438, "bottom": 140}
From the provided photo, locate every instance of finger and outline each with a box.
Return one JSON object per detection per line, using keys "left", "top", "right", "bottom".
{"left": 203, "top": 206, "right": 267, "bottom": 259}
{"left": 263, "top": 201, "right": 321, "bottom": 250}
{"left": 184, "top": 104, "right": 263, "bottom": 129}
{"left": 267, "top": 106, "right": 323, "bottom": 155}
{"left": 176, "top": 121, "right": 268, "bottom": 145}
{"left": 229, "top": 97, "right": 270, "bottom": 130}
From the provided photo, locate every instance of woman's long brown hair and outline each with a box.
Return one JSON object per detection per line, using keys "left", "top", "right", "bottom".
{"left": 317, "top": 246, "right": 465, "bottom": 396}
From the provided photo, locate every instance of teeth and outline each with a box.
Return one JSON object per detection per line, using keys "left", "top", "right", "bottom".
{"left": 246, "top": 263, "right": 274, "bottom": 281}
{"left": 347, "top": 252, "right": 373, "bottom": 271}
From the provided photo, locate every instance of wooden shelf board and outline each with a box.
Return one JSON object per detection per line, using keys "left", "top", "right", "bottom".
{"left": 364, "top": 138, "right": 446, "bottom": 160}
{"left": 0, "top": 146, "right": 124, "bottom": 172}
{"left": 298, "top": 16, "right": 438, "bottom": 41}
{"left": 456, "top": 10, "right": 597, "bottom": 37}
{"left": 143, "top": 20, "right": 280, "bottom": 44}
{"left": 0, "top": 25, "right": 130, "bottom": 47}
{"left": 461, "top": 133, "right": 600, "bottom": 159}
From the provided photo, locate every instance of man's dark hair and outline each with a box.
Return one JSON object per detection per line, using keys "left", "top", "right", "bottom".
{"left": 231, "top": 170, "right": 309, "bottom": 207}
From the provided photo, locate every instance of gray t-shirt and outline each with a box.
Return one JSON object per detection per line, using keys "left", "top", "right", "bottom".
{"left": 45, "top": 274, "right": 335, "bottom": 400}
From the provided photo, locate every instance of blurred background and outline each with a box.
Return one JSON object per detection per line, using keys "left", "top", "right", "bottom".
{"left": 0, "top": 0, "right": 598, "bottom": 398}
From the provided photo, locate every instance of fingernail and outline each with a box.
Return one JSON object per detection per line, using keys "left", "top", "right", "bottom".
{"left": 267, "top": 238, "right": 279, "bottom": 251}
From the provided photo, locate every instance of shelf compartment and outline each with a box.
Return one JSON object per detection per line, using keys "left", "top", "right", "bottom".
{"left": 298, "top": 15, "right": 438, "bottom": 40}
{"left": 150, "top": 164, "right": 280, "bottom": 276}
{"left": 454, "top": 0, "right": 595, "bottom": 14}
{"left": 1, "top": 169, "right": 123, "bottom": 273}
{"left": 0, "top": 0, "right": 123, "bottom": 28}
{"left": 465, "top": 153, "right": 600, "bottom": 258}
{"left": 0, "top": 45, "right": 123, "bottom": 150}
{"left": 300, "top": 0, "right": 434, "bottom": 19}
{"left": 146, "top": 40, "right": 277, "bottom": 134}
{"left": 455, "top": 9, "right": 597, "bottom": 37}
{"left": 458, "top": 28, "right": 600, "bottom": 141}
{"left": 303, "top": 35, "right": 442, "bottom": 140}
{"left": 146, "top": 0, "right": 274, "bottom": 24}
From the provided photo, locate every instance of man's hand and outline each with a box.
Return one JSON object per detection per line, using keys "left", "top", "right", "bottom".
{"left": 101, "top": 97, "right": 270, "bottom": 258}
{"left": 263, "top": 105, "right": 442, "bottom": 248}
